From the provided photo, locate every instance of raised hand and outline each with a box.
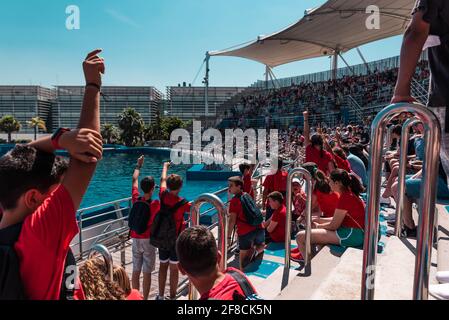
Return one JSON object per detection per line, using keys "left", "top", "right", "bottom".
{"left": 83, "top": 49, "right": 105, "bottom": 87}
{"left": 59, "top": 129, "right": 103, "bottom": 163}
{"left": 137, "top": 155, "right": 145, "bottom": 168}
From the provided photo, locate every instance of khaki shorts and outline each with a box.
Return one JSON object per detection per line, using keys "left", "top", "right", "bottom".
{"left": 132, "top": 238, "right": 156, "bottom": 273}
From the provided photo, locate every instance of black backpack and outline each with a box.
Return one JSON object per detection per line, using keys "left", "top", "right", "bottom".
{"left": 0, "top": 223, "right": 26, "bottom": 300}
{"left": 128, "top": 198, "right": 152, "bottom": 235}
{"left": 228, "top": 270, "right": 264, "bottom": 301}
{"left": 236, "top": 193, "right": 264, "bottom": 226}
{"left": 150, "top": 192, "right": 188, "bottom": 251}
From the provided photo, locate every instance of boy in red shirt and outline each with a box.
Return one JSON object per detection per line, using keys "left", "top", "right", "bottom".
{"left": 239, "top": 163, "right": 255, "bottom": 199}
{"left": 156, "top": 162, "right": 191, "bottom": 300}
{"left": 262, "top": 158, "right": 288, "bottom": 219}
{"left": 228, "top": 176, "right": 265, "bottom": 270}
{"left": 130, "top": 155, "right": 160, "bottom": 300}
{"left": 0, "top": 49, "right": 105, "bottom": 299}
{"left": 264, "top": 192, "right": 286, "bottom": 243}
{"left": 177, "top": 225, "right": 259, "bottom": 300}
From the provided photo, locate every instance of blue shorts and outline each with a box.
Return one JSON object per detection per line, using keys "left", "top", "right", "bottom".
{"left": 405, "top": 175, "right": 449, "bottom": 200}
{"left": 159, "top": 246, "right": 178, "bottom": 264}
{"left": 238, "top": 228, "right": 265, "bottom": 251}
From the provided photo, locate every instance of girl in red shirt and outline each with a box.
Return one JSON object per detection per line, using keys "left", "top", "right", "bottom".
{"left": 291, "top": 169, "right": 366, "bottom": 262}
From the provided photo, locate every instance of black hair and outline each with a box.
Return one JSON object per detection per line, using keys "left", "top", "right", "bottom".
{"left": 176, "top": 226, "right": 218, "bottom": 277}
{"left": 0, "top": 145, "right": 58, "bottom": 210}
{"left": 167, "top": 174, "right": 183, "bottom": 191}
{"left": 330, "top": 169, "right": 365, "bottom": 196}
{"left": 277, "top": 158, "right": 284, "bottom": 171}
{"left": 239, "top": 163, "right": 251, "bottom": 175}
{"left": 268, "top": 191, "right": 284, "bottom": 204}
{"left": 140, "top": 176, "right": 155, "bottom": 194}
{"left": 310, "top": 134, "right": 324, "bottom": 158}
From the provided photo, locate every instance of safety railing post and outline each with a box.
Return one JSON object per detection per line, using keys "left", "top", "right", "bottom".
{"left": 78, "top": 211, "right": 84, "bottom": 260}
{"left": 284, "top": 168, "right": 313, "bottom": 277}
{"left": 88, "top": 244, "right": 114, "bottom": 281}
{"left": 188, "top": 193, "right": 228, "bottom": 300}
{"left": 361, "top": 103, "right": 441, "bottom": 301}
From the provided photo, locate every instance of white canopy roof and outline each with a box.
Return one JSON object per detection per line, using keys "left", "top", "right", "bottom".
{"left": 209, "top": 0, "right": 415, "bottom": 67}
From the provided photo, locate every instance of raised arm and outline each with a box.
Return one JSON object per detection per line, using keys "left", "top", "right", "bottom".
{"left": 133, "top": 155, "right": 144, "bottom": 189}
{"left": 303, "top": 110, "right": 311, "bottom": 147}
{"left": 62, "top": 49, "right": 105, "bottom": 209}
{"left": 160, "top": 161, "right": 171, "bottom": 190}
{"left": 392, "top": 11, "right": 430, "bottom": 103}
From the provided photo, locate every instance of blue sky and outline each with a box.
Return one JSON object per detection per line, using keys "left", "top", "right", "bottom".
{"left": 0, "top": 0, "right": 405, "bottom": 93}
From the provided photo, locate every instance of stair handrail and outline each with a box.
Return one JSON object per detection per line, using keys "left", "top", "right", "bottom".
{"left": 361, "top": 103, "right": 441, "bottom": 300}
{"left": 284, "top": 167, "right": 313, "bottom": 279}
{"left": 88, "top": 244, "right": 114, "bottom": 281}
{"left": 188, "top": 193, "right": 228, "bottom": 300}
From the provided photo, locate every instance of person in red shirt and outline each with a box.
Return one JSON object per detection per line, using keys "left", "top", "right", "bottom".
{"left": 264, "top": 192, "right": 286, "bottom": 243}
{"left": 303, "top": 111, "right": 336, "bottom": 175}
{"left": 332, "top": 147, "right": 352, "bottom": 173}
{"left": 177, "top": 225, "right": 259, "bottom": 300}
{"left": 228, "top": 176, "right": 265, "bottom": 270}
{"left": 291, "top": 169, "right": 365, "bottom": 262}
{"left": 0, "top": 49, "right": 105, "bottom": 300}
{"left": 130, "top": 155, "right": 160, "bottom": 300}
{"left": 262, "top": 158, "right": 288, "bottom": 219}
{"left": 156, "top": 162, "right": 191, "bottom": 300}
{"left": 239, "top": 163, "right": 255, "bottom": 199}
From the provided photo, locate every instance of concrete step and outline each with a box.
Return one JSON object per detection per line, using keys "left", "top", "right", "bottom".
{"left": 276, "top": 246, "right": 344, "bottom": 300}
{"left": 437, "top": 205, "right": 449, "bottom": 273}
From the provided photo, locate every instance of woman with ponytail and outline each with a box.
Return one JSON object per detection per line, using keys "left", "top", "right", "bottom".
{"left": 291, "top": 169, "right": 366, "bottom": 262}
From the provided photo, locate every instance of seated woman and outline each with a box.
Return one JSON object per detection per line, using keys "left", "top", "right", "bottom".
{"left": 301, "top": 162, "right": 340, "bottom": 219}
{"left": 291, "top": 169, "right": 366, "bottom": 262}
{"left": 113, "top": 265, "right": 143, "bottom": 300}
{"left": 264, "top": 191, "right": 287, "bottom": 243}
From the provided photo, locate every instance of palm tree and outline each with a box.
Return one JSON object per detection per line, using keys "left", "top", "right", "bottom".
{"left": 101, "top": 123, "right": 120, "bottom": 144}
{"left": 0, "top": 115, "right": 21, "bottom": 143}
{"left": 118, "top": 107, "right": 145, "bottom": 147}
{"left": 27, "top": 117, "right": 47, "bottom": 141}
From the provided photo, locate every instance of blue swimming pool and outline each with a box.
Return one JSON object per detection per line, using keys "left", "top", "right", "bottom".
{"left": 81, "top": 151, "right": 227, "bottom": 208}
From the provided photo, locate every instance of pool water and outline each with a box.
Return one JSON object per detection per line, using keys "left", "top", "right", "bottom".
{"left": 81, "top": 152, "right": 228, "bottom": 209}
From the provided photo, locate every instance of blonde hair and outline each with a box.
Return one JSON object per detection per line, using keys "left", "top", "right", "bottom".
{"left": 79, "top": 258, "right": 127, "bottom": 300}
{"left": 113, "top": 265, "right": 131, "bottom": 296}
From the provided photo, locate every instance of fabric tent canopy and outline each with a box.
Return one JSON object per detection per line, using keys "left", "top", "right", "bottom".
{"left": 209, "top": 0, "right": 415, "bottom": 67}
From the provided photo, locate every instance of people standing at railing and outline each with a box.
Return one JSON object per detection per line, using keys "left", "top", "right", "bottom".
{"left": 152, "top": 162, "right": 191, "bottom": 300}
{"left": 227, "top": 176, "right": 265, "bottom": 270}
{"left": 391, "top": 0, "right": 449, "bottom": 239}
{"left": 0, "top": 49, "right": 105, "bottom": 300}
{"left": 176, "top": 226, "right": 261, "bottom": 300}
{"left": 128, "top": 155, "right": 160, "bottom": 300}
{"left": 303, "top": 111, "right": 336, "bottom": 176}
{"left": 291, "top": 169, "right": 365, "bottom": 262}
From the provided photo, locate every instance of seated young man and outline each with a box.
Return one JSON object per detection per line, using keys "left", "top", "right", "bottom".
{"left": 130, "top": 155, "right": 160, "bottom": 300}
{"left": 0, "top": 49, "right": 105, "bottom": 300}
{"left": 228, "top": 176, "right": 265, "bottom": 270}
{"left": 176, "top": 225, "right": 259, "bottom": 300}
{"left": 239, "top": 163, "right": 255, "bottom": 199}
{"left": 156, "top": 162, "right": 191, "bottom": 300}
{"left": 263, "top": 192, "right": 286, "bottom": 243}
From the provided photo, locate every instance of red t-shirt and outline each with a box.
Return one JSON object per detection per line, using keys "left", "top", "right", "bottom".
{"left": 293, "top": 190, "right": 307, "bottom": 217}
{"left": 14, "top": 185, "right": 84, "bottom": 300}
{"left": 159, "top": 187, "right": 191, "bottom": 235}
{"left": 130, "top": 186, "right": 161, "bottom": 239}
{"left": 333, "top": 154, "right": 351, "bottom": 172}
{"left": 314, "top": 190, "right": 340, "bottom": 218}
{"left": 305, "top": 145, "right": 333, "bottom": 175}
{"left": 200, "top": 268, "right": 256, "bottom": 300}
{"left": 336, "top": 191, "right": 366, "bottom": 229}
{"left": 243, "top": 173, "right": 255, "bottom": 199}
{"left": 127, "top": 289, "right": 143, "bottom": 300}
{"left": 263, "top": 170, "right": 288, "bottom": 194}
{"left": 229, "top": 194, "right": 262, "bottom": 236}
{"left": 269, "top": 205, "right": 286, "bottom": 243}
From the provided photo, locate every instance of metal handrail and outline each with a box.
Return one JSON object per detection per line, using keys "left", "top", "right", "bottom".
{"left": 88, "top": 244, "right": 114, "bottom": 281}
{"left": 284, "top": 167, "right": 313, "bottom": 280}
{"left": 188, "top": 193, "right": 228, "bottom": 300}
{"left": 361, "top": 103, "right": 441, "bottom": 300}
{"left": 395, "top": 118, "right": 421, "bottom": 237}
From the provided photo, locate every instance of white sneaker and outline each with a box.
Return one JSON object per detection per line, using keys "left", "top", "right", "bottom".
{"left": 436, "top": 271, "right": 449, "bottom": 284}
{"left": 429, "top": 283, "right": 449, "bottom": 300}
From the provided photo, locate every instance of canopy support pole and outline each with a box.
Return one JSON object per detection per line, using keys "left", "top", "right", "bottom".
{"left": 204, "top": 52, "right": 210, "bottom": 117}
{"left": 339, "top": 53, "right": 355, "bottom": 75}
{"left": 265, "top": 65, "right": 269, "bottom": 89}
{"left": 332, "top": 50, "right": 339, "bottom": 80}
{"left": 356, "top": 47, "right": 371, "bottom": 73}
{"left": 268, "top": 66, "right": 280, "bottom": 89}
